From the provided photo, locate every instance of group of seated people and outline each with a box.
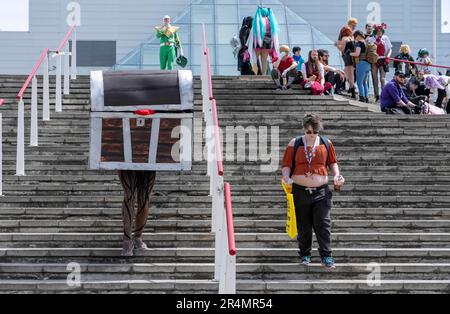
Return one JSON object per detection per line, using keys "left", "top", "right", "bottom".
{"left": 236, "top": 15, "right": 450, "bottom": 115}
{"left": 270, "top": 45, "right": 344, "bottom": 96}
{"left": 381, "top": 70, "right": 450, "bottom": 114}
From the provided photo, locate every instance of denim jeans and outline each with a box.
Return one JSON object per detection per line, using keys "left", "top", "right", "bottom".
{"left": 356, "top": 60, "right": 371, "bottom": 98}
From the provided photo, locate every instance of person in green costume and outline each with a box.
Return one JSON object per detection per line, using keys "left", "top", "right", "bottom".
{"left": 155, "top": 15, "right": 180, "bottom": 70}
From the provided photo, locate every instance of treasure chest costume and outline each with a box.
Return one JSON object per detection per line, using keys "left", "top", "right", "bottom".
{"left": 89, "top": 69, "right": 194, "bottom": 253}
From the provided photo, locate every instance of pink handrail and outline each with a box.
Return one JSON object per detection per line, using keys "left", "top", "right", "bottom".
{"left": 224, "top": 183, "right": 236, "bottom": 256}
{"left": 202, "top": 23, "right": 235, "bottom": 257}
{"left": 56, "top": 25, "right": 76, "bottom": 53}
{"left": 16, "top": 48, "right": 50, "bottom": 100}
{"left": 211, "top": 99, "right": 224, "bottom": 176}
{"left": 387, "top": 57, "right": 450, "bottom": 70}
{"left": 205, "top": 48, "right": 214, "bottom": 100}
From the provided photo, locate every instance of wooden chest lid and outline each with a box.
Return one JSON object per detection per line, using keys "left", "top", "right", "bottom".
{"left": 90, "top": 70, "right": 194, "bottom": 112}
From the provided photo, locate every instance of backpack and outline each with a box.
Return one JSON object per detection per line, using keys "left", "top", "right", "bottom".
{"left": 290, "top": 136, "right": 331, "bottom": 178}
{"left": 364, "top": 43, "right": 379, "bottom": 64}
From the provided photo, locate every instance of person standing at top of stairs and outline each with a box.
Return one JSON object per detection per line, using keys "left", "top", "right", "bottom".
{"left": 155, "top": 15, "right": 181, "bottom": 70}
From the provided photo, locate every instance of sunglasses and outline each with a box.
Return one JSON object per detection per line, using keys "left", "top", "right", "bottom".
{"left": 305, "top": 130, "right": 319, "bottom": 134}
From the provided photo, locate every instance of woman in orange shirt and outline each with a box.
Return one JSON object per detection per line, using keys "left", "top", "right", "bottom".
{"left": 281, "top": 114, "right": 345, "bottom": 270}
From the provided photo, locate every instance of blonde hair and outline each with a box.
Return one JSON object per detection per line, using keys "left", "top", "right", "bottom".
{"left": 400, "top": 44, "right": 411, "bottom": 54}
{"left": 348, "top": 17, "right": 358, "bottom": 25}
{"left": 279, "top": 45, "right": 290, "bottom": 54}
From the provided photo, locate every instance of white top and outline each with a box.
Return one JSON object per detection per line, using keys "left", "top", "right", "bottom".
{"left": 416, "top": 57, "right": 433, "bottom": 73}
{"left": 367, "top": 35, "right": 393, "bottom": 55}
{"left": 301, "top": 62, "right": 325, "bottom": 85}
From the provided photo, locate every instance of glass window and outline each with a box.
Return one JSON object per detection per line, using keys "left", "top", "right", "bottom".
{"left": 239, "top": 5, "right": 257, "bottom": 20}
{"left": 192, "top": 45, "right": 215, "bottom": 65}
{"left": 216, "top": 5, "right": 238, "bottom": 24}
{"left": 216, "top": 44, "right": 237, "bottom": 66}
{"left": 216, "top": 24, "right": 239, "bottom": 44}
{"left": 141, "top": 44, "right": 160, "bottom": 66}
{"left": 191, "top": 5, "right": 214, "bottom": 24}
{"left": 174, "top": 24, "right": 191, "bottom": 44}
{"left": 115, "top": 0, "right": 341, "bottom": 74}
{"left": 312, "top": 28, "right": 334, "bottom": 45}
{"left": 217, "top": 65, "right": 240, "bottom": 75}
{"left": 277, "top": 24, "right": 288, "bottom": 46}
{"left": 120, "top": 46, "right": 142, "bottom": 66}
{"left": 191, "top": 24, "right": 214, "bottom": 44}
{"left": 265, "top": 5, "right": 286, "bottom": 24}
{"left": 237, "top": 0, "right": 259, "bottom": 4}
{"left": 288, "top": 24, "right": 313, "bottom": 45}
{"left": 174, "top": 10, "right": 190, "bottom": 23}
{"left": 285, "top": 7, "right": 308, "bottom": 25}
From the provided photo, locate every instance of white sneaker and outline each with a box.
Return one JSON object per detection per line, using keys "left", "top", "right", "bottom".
{"left": 121, "top": 239, "right": 134, "bottom": 257}
{"left": 133, "top": 237, "right": 148, "bottom": 250}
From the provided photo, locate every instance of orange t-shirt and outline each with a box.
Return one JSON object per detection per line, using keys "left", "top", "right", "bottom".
{"left": 281, "top": 138, "right": 338, "bottom": 176}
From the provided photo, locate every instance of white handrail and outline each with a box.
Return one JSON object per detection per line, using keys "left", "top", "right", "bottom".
{"left": 14, "top": 25, "right": 78, "bottom": 176}
{"left": 201, "top": 24, "right": 236, "bottom": 295}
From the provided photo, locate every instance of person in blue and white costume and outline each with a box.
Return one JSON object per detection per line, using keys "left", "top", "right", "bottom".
{"left": 246, "top": 7, "right": 280, "bottom": 76}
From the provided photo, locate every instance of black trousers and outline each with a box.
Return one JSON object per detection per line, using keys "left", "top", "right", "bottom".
{"left": 325, "top": 71, "right": 344, "bottom": 93}
{"left": 271, "top": 68, "right": 297, "bottom": 88}
{"left": 292, "top": 184, "right": 333, "bottom": 258}
{"left": 436, "top": 89, "right": 450, "bottom": 112}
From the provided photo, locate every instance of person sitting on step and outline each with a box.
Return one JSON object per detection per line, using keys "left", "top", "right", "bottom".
{"left": 281, "top": 114, "right": 345, "bottom": 270}
{"left": 424, "top": 75, "right": 450, "bottom": 113}
{"left": 318, "top": 49, "right": 346, "bottom": 95}
{"left": 271, "top": 45, "right": 298, "bottom": 90}
{"left": 301, "top": 50, "right": 332, "bottom": 96}
{"left": 380, "top": 71, "right": 417, "bottom": 114}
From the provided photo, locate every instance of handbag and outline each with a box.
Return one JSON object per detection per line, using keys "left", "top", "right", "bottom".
{"left": 176, "top": 43, "right": 188, "bottom": 68}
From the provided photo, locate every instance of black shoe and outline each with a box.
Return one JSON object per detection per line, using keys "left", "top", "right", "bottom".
{"left": 359, "top": 96, "right": 366, "bottom": 103}
{"left": 350, "top": 87, "right": 356, "bottom": 99}
{"left": 375, "top": 95, "right": 380, "bottom": 102}
{"left": 365, "top": 97, "right": 369, "bottom": 103}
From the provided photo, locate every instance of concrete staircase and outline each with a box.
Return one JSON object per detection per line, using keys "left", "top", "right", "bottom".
{"left": 0, "top": 75, "right": 450, "bottom": 293}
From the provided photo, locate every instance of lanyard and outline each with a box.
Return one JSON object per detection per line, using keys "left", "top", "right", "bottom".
{"left": 303, "top": 136, "right": 320, "bottom": 176}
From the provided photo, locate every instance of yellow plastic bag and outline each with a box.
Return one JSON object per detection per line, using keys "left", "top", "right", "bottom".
{"left": 282, "top": 180, "right": 297, "bottom": 239}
